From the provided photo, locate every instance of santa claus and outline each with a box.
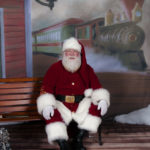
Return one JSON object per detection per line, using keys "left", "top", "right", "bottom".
{"left": 37, "top": 37, "right": 110, "bottom": 150}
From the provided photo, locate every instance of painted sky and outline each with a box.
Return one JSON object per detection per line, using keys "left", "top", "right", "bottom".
{"left": 31, "top": 0, "right": 121, "bottom": 31}
{"left": 31, "top": 0, "right": 150, "bottom": 68}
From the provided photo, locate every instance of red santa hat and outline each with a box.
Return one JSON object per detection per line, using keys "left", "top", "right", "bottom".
{"left": 62, "top": 37, "right": 82, "bottom": 52}
{"left": 78, "top": 40, "right": 89, "bottom": 88}
{"left": 62, "top": 37, "right": 91, "bottom": 88}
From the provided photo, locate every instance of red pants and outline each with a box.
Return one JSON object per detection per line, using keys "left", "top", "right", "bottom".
{"left": 45, "top": 102, "right": 101, "bottom": 124}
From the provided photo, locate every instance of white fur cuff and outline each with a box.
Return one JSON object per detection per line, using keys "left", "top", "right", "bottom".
{"left": 84, "top": 88, "right": 93, "bottom": 97}
{"left": 92, "top": 88, "right": 110, "bottom": 107}
{"left": 56, "top": 101, "right": 72, "bottom": 125}
{"left": 72, "top": 97, "right": 91, "bottom": 124}
{"left": 37, "top": 93, "right": 56, "bottom": 114}
{"left": 45, "top": 122, "right": 68, "bottom": 144}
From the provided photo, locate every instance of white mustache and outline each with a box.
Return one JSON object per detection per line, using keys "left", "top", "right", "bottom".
{"left": 68, "top": 56, "right": 76, "bottom": 59}
{"left": 62, "top": 55, "right": 81, "bottom": 73}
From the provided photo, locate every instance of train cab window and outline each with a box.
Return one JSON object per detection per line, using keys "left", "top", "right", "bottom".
{"left": 82, "top": 28, "right": 86, "bottom": 38}
{"left": 77, "top": 27, "right": 90, "bottom": 39}
{"left": 99, "top": 21, "right": 104, "bottom": 27}
{"left": 92, "top": 24, "right": 96, "bottom": 40}
{"left": 77, "top": 28, "right": 82, "bottom": 39}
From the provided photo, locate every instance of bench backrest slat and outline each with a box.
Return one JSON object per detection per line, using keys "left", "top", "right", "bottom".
{"left": 0, "top": 99, "right": 37, "bottom": 106}
{"left": 0, "top": 82, "right": 41, "bottom": 89}
{"left": 0, "top": 94, "right": 38, "bottom": 100}
{"left": 0, "top": 78, "right": 42, "bottom": 122}
{"left": 3, "top": 111, "right": 40, "bottom": 117}
{"left": 0, "top": 105, "right": 37, "bottom": 113}
{"left": 0, "top": 88, "right": 40, "bottom": 94}
{"left": 0, "top": 116, "right": 42, "bottom": 122}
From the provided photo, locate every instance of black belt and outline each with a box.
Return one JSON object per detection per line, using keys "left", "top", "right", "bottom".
{"left": 55, "top": 95, "right": 84, "bottom": 103}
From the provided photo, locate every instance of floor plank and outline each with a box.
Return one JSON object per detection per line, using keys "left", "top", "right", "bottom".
{"left": 1, "top": 120, "right": 150, "bottom": 150}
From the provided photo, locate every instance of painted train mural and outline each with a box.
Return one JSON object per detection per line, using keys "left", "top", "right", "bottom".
{"left": 32, "top": 10, "right": 146, "bottom": 71}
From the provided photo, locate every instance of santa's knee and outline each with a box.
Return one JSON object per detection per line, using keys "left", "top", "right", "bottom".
{"left": 78, "top": 114, "right": 102, "bottom": 133}
{"left": 45, "top": 121, "right": 68, "bottom": 144}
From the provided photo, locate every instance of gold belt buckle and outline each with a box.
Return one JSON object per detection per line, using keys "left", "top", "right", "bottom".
{"left": 65, "top": 96, "right": 75, "bottom": 103}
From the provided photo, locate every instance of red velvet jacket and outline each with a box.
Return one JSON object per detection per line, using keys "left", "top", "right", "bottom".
{"left": 41, "top": 60, "right": 102, "bottom": 96}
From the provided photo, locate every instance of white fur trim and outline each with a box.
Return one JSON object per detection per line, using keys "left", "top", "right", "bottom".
{"left": 78, "top": 114, "right": 102, "bottom": 133}
{"left": 62, "top": 37, "right": 81, "bottom": 52}
{"left": 92, "top": 88, "right": 110, "bottom": 107}
{"left": 56, "top": 101, "right": 72, "bottom": 125}
{"left": 45, "top": 122, "right": 68, "bottom": 144}
{"left": 84, "top": 88, "right": 93, "bottom": 97}
{"left": 37, "top": 93, "right": 56, "bottom": 114}
{"left": 72, "top": 97, "right": 91, "bottom": 124}
{"left": 62, "top": 54, "right": 81, "bottom": 73}
{"left": 56, "top": 98, "right": 92, "bottom": 125}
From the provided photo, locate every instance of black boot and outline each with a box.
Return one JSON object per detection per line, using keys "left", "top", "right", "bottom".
{"left": 56, "top": 139, "right": 70, "bottom": 150}
{"left": 74, "top": 129, "right": 87, "bottom": 150}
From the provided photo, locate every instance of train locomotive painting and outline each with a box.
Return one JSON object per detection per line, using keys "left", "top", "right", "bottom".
{"left": 32, "top": 18, "right": 146, "bottom": 71}
{"left": 32, "top": 0, "right": 147, "bottom": 74}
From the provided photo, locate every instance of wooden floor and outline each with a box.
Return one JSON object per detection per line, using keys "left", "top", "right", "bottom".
{"left": 2, "top": 120, "right": 150, "bottom": 150}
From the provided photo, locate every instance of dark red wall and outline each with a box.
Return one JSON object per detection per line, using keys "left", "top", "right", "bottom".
{"left": 0, "top": 0, "right": 26, "bottom": 77}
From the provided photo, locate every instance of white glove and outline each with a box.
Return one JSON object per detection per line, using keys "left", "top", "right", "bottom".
{"left": 97, "top": 100, "right": 108, "bottom": 116}
{"left": 42, "top": 105, "right": 54, "bottom": 120}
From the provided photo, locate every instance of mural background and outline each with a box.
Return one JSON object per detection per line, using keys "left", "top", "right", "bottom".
{"left": 31, "top": 0, "right": 150, "bottom": 77}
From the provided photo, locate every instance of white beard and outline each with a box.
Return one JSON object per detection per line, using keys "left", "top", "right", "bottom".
{"left": 62, "top": 55, "right": 81, "bottom": 73}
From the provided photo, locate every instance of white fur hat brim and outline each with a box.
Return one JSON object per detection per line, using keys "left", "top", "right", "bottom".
{"left": 62, "top": 37, "right": 81, "bottom": 52}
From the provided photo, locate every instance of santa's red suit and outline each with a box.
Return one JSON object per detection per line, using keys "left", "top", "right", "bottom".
{"left": 37, "top": 38, "right": 110, "bottom": 144}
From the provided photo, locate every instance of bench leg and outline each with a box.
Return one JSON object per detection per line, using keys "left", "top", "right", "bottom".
{"left": 98, "top": 125, "right": 102, "bottom": 145}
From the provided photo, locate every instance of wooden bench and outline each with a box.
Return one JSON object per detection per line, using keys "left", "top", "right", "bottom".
{"left": 0, "top": 77, "right": 102, "bottom": 149}
{"left": 0, "top": 78, "right": 43, "bottom": 122}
